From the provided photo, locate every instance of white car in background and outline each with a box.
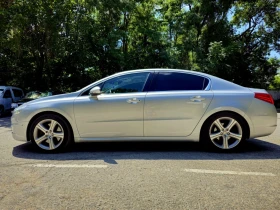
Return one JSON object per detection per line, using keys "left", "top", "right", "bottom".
{"left": 0, "top": 86, "right": 24, "bottom": 117}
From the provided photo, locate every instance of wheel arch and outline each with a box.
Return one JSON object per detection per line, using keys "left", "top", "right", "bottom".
{"left": 199, "top": 111, "right": 250, "bottom": 142}
{"left": 26, "top": 111, "right": 74, "bottom": 141}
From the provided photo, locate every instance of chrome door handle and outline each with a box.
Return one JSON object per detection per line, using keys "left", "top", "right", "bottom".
{"left": 127, "top": 98, "right": 141, "bottom": 104}
{"left": 190, "top": 96, "right": 205, "bottom": 102}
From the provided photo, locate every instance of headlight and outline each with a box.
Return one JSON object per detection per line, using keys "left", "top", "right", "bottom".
{"left": 11, "top": 103, "right": 18, "bottom": 109}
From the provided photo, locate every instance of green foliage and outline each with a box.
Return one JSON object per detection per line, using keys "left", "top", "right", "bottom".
{"left": 269, "top": 74, "right": 280, "bottom": 90}
{"left": 0, "top": 0, "right": 279, "bottom": 92}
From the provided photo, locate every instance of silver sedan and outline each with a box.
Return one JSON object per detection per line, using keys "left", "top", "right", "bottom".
{"left": 11, "top": 69, "right": 277, "bottom": 152}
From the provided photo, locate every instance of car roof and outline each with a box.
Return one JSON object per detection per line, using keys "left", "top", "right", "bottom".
{"left": 0, "top": 86, "right": 22, "bottom": 89}
{"left": 114, "top": 68, "right": 211, "bottom": 78}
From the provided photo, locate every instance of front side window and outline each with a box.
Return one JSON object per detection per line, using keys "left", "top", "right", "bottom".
{"left": 101, "top": 72, "right": 150, "bottom": 94}
{"left": 12, "top": 89, "right": 23, "bottom": 97}
{"left": 151, "top": 72, "right": 209, "bottom": 91}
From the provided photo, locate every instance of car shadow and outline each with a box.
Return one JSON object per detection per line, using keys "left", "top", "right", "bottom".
{"left": 12, "top": 139, "right": 280, "bottom": 164}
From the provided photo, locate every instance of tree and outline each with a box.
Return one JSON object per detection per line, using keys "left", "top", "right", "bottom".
{"left": 0, "top": 0, "right": 279, "bottom": 92}
{"left": 269, "top": 74, "right": 280, "bottom": 90}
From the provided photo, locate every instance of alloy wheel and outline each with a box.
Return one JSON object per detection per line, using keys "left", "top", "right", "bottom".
{"left": 33, "top": 119, "right": 64, "bottom": 150}
{"left": 209, "top": 117, "right": 243, "bottom": 149}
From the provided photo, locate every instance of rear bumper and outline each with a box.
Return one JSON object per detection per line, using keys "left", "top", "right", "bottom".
{"left": 250, "top": 124, "right": 277, "bottom": 138}
{"left": 248, "top": 101, "right": 277, "bottom": 138}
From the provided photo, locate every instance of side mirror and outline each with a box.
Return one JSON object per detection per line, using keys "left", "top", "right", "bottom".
{"left": 89, "top": 86, "right": 102, "bottom": 97}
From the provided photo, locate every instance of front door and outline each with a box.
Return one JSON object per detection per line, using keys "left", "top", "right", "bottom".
{"left": 74, "top": 72, "right": 151, "bottom": 138}
{"left": 3, "top": 89, "right": 12, "bottom": 111}
{"left": 144, "top": 72, "right": 214, "bottom": 137}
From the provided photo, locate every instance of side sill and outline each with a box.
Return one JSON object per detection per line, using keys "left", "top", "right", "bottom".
{"left": 74, "top": 137, "right": 199, "bottom": 143}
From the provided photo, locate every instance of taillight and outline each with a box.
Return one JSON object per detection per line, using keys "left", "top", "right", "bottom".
{"left": 254, "top": 93, "right": 274, "bottom": 104}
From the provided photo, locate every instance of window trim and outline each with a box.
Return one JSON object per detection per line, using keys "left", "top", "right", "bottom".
{"left": 149, "top": 71, "right": 211, "bottom": 92}
{"left": 3, "top": 89, "right": 12, "bottom": 98}
{"left": 79, "top": 71, "right": 154, "bottom": 97}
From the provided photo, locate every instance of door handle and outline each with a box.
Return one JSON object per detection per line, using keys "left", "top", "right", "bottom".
{"left": 190, "top": 96, "right": 205, "bottom": 102}
{"left": 127, "top": 98, "right": 141, "bottom": 104}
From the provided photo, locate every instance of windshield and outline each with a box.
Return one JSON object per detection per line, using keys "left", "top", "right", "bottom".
{"left": 24, "top": 91, "right": 52, "bottom": 99}
{"left": 0, "top": 89, "right": 3, "bottom": 95}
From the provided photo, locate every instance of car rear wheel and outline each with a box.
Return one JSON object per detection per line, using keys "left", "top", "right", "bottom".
{"left": 201, "top": 113, "right": 247, "bottom": 151}
{"left": 29, "top": 114, "right": 73, "bottom": 152}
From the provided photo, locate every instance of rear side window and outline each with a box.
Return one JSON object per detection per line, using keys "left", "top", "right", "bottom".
{"left": 151, "top": 72, "right": 209, "bottom": 91}
{"left": 12, "top": 89, "right": 23, "bottom": 97}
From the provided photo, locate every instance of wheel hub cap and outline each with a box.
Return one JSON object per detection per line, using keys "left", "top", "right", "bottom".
{"left": 33, "top": 119, "right": 64, "bottom": 150}
{"left": 209, "top": 117, "right": 243, "bottom": 149}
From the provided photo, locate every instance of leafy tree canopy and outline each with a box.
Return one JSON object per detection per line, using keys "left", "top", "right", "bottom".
{"left": 0, "top": 0, "right": 279, "bottom": 92}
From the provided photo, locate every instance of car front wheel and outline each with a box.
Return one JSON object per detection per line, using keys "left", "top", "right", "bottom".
{"left": 29, "top": 114, "right": 73, "bottom": 152}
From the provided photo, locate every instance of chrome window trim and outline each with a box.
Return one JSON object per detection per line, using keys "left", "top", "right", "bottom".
{"left": 79, "top": 70, "right": 212, "bottom": 96}
{"left": 79, "top": 71, "right": 152, "bottom": 97}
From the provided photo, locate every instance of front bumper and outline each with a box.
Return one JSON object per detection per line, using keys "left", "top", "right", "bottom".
{"left": 11, "top": 115, "right": 28, "bottom": 142}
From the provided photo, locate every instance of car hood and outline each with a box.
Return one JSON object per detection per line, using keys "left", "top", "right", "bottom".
{"left": 24, "top": 92, "right": 80, "bottom": 105}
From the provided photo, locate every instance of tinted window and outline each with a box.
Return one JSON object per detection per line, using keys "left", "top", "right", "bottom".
{"left": 3, "top": 89, "right": 12, "bottom": 98}
{"left": 101, "top": 73, "right": 149, "bottom": 94}
{"left": 12, "top": 89, "right": 23, "bottom": 97}
{"left": 151, "top": 72, "right": 207, "bottom": 91}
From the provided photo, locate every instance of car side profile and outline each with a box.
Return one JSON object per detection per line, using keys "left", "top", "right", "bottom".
{"left": 11, "top": 69, "right": 277, "bottom": 152}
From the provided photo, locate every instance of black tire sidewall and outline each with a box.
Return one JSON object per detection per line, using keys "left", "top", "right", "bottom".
{"left": 0, "top": 106, "right": 4, "bottom": 117}
{"left": 200, "top": 112, "right": 247, "bottom": 152}
{"left": 29, "top": 114, "right": 72, "bottom": 152}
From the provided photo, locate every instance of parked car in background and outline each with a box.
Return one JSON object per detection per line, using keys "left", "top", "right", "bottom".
{"left": 267, "top": 90, "right": 280, "bottom": 109}
{"left": 11, "top": 91, "right": 59, "bottom": 110}
{"left": 0, "top": 86, "right": 24, "bottom": 117}
{"left": 275, "top": 99, "right": 280, "bottom": 108}
{"left": 11, "top": 69, "right": 277, "bottom": 152}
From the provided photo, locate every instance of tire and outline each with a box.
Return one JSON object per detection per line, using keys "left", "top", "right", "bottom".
{"left": 0, "top": 106, "right": 4, "bottom": 118}
{"left": 29, "top": 114, "right": 73, "bottom": 152}
{"left": 200, "top": 112, "right": 247, "bottom": 151}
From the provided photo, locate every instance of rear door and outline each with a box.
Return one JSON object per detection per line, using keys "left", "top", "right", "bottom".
{"left": 144, "top": 71, "right": 213, "bottom": 137}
